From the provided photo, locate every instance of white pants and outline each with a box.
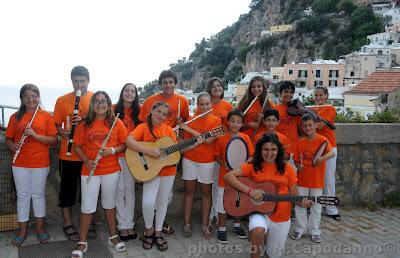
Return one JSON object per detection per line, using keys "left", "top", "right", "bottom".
{"left": 249, "top": 213, "right": 291, "bottom": 258}
{"left": 81, "top": 171, "right": 120, "bottom": 214}
{"left": 216, "top": 187, "right": 226, "bottom": 214}
{"left": 324, "top": 147, "right": 338, "bottom": 215}
{"left": 295, "top": 186, "right": 323, "bottom": 236}
{"left": 116, "top": 158, "right": 136, "bottom": 230}
{"left": 182, "top": 158, "right": 215, "bottom": 184}
{"left": 210, "top": 163, "right": 220, "bottom": 220}
{"left": 12, "top": 166, "right": 49, "bottom": 222}
{"left": 142, "top": 175, "right": 175, "bottom": 231}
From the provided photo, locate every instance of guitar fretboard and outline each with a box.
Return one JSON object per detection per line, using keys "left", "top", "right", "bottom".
{"left": 262, "top": 195, "right": 317, "bottom": 203}
{"left": 163, "top": 132, "right": 212, "bottom": 155}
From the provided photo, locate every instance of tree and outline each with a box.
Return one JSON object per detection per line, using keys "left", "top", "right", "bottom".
{"left": 338, "top": 0, "right": 356, "bottom": 14}
{"left": 312, "top": 0, "right": 338, "bottom": 14}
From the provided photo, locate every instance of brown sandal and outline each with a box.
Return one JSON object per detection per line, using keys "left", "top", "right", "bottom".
{"left": 141, "top": 233, "right": 154, "bottom": 250}
{"left": 63, "top": 225, "right": 79, "bottom": 241}
{"left": 162, "top": 222, "right": 174, "bottom": 234}
{"left": 154, "top": 236, "right": 168, "bottom": 251}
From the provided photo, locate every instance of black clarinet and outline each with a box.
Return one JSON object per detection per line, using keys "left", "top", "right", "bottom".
{"left": 66, "top": 90, "right": 81, "bottom": 156}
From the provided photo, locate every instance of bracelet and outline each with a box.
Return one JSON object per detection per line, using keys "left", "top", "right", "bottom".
{"left": 111, "top": 147, "right": 116, "bottom": 155}
{"left": 246, "top": 187, "right": 253, "bottom": 195}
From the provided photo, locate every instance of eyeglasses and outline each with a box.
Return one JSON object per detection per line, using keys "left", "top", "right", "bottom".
{"left": 94, "top": 100, "right": 109, "bottom": 106}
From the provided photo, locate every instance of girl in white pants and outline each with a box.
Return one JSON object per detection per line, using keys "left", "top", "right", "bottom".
{"left": 113, "top": 83, "right": 141, "bottom": 240}
{"left": 5, "top": 84, "right": 58, "bottom": 246}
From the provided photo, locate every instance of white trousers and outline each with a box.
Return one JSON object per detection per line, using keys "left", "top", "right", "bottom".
{"left": 324, "top": 147, "right": 338, "bottom": 215}
{"left": 248, "top": 213, "right": 291, "bottom": 258}
{"left": 142, "top": 175, "right": 175, "bottom": 231}
{"left": 12, "top": 166, "right": 49, "bottom": 222}
{"left": 210, "top": 162, "right": 220, "bottom": 220}
{"left": 81, "top": 171, "right": 120, "bottom": 214}
{"left": 116, "top": 158, "right": 136, "bottom": 230}
{"left": 295, "top": 186, "right": 323, "bottom": 236}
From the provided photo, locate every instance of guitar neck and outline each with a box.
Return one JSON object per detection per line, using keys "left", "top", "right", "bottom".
{"left": 163, "top": 131, "right": 212, "bottom": 155}
{"left": 262, "top": 194, "right": 317, "bottom": 203}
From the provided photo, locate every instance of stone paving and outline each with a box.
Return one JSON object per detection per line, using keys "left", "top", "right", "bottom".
{"left": 1, "top": 207, "right": 399, "bottom": 258}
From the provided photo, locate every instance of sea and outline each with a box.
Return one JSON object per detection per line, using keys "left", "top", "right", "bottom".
{"left": 0, "top": 85, "right": 122, "bottom": 127}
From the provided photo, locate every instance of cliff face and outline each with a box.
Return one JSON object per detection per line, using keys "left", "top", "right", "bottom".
{"left": 168, "top": 0, "right": 380, "bottom": 91}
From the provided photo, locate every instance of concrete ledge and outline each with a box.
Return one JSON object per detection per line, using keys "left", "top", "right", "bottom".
{"left": 336, "top": 123, "right": 400, "bottom": 144}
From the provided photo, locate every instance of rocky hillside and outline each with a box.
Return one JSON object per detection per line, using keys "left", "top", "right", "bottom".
{"left": 150, "top": 0, "right": 383, "bottom": 93}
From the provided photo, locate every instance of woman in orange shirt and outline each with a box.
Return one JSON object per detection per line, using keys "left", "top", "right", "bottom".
{"left": 5, "top": 84, "right": 57, "bottom": 247}
{"left": 224, "top": 134, "right": 311, "bottom": 258}
{"left": 72, "top": 91, "right": 127, "bottom": 258}
{"left": 237, "top": 76, "right": 272, "bottom": 138}
{"left": 179, "top": 92, "right": 221, "bottom": 239}
{"left": 113, "top": 83, "right": 141, "bottom": 241}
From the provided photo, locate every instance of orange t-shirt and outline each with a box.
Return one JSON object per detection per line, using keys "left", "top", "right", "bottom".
{"left": 240, "top": 99, "right": 274, "bottom": 138}
{"left": 212, "top": 99, "right": 233, "bottom": 126}
{"left": 53, "top": 91, "right": 94, "bottom": 161}
{"left": 183, "top": 114, "right": 221, "bottom": 163}
{"left": 214, "top": 132, "right": 254, "bottom": 187}
{"left": 6, "top": 110, "right": 57, "bottom": 168}
{"left": 252, "top": 129, "right": 289, "bottom": 148}
{"left": 73, "top": 119, "right": 127, "bottom": 176}
{"left": 241, "top": 162, "right": 297, "bottom": 223}
{"left": 138, "top": 93, "right": 189, "bottom": 127}
{"left": 312, "top": 106, "right": 337, "bottom": 147}
{"left": 129, "top": 122, "right": 177, "bottom": 176}
{"left": 294, "top": 134, "right": 332, "bottom": 188}
{"left": 275, "top": 104, "right": 301, "bottom": 150}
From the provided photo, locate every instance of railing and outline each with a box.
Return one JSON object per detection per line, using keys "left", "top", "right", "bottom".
{"left": 0, "top": 105, "right": 18, "bottom": 130}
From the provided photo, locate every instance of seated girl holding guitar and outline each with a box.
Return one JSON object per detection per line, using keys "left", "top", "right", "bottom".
{"left": 125, "top": 101, "right": 203, "bottom": 251}
{"left": 224, "top": 133, "right": 312, "bottom": 258}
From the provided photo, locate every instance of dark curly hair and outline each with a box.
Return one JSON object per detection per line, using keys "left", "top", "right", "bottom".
{"left": 252, "top": 133, "right": 286, "bottom": 175}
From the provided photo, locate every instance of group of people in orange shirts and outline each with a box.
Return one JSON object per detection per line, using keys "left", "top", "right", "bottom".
{"left": 5, "top": 66, "right": 339, "bottom": 258}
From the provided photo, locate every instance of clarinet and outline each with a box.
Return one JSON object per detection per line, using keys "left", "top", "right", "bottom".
{"left": 66, "top": 90, "right": 81, "bottom": 156}
{"left": 86, "top": 113, "right": 120, "bottom": 184}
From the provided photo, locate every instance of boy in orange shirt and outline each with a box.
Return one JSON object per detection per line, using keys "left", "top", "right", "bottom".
{"left": 291, "top": 113, "right": 335, "bottom": 243}
{"left": 252, "top": 109, "right": 289, "bottom": 157}
{"left": 214, "top": 109, "right": 254, "bottom": 243}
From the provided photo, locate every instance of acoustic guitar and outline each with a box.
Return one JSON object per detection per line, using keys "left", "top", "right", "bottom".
{"left": 125, "top": 127, "right": 225, "bottom": 182}
{"left": 224, "top": 177, "right": 339, "bottom": 217}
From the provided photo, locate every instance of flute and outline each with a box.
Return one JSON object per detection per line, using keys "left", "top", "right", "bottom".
{"left": 86, "top": 113, "right": 120, "bottom": 184}
{"left": 66, "top": 90, "right": 82, "bottom": 156}
{"left": 243, "top": 96, "right": 258, "bottom": 115}
{"left": 173, "top": 109, "right": 213, "bottom": 132}
{"left": 12, "top": 103, "right": 41, "bottom": 164}
{"left": 177, "top": 99, "right": 181, "bottom": 118}
{"left": 252, "top": 96, "right": 270, "bottom": 137}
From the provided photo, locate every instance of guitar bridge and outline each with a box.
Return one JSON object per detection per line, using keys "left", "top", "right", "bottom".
{"left": 138, "top": 152, "right": 149, "bottom": 171}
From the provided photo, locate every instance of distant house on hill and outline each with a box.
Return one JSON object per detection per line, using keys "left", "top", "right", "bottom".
{"left": 344, "top": 70, "right": 400, "bottom": 116}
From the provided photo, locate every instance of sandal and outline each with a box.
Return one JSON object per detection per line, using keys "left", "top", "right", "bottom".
{"left": 118, "top": 230, "right": 130, "bottom": 242}
{"left": 141, "top": 232, "right": 154, "bottom": 250}
{"left": 153, "top": 236, "right": 168, "bottom": 252}
{"left": 11, "top": 235, "right": 26, "bottom": 247}
{"left": 162, "top": 221, "right": 174, "bottom": 234}
{"left": 183, "top": 224, "right": 192, "bottom": 237}
{"left": 71, "top": 241, "right": 88, "bottom": 258}
{"left": 327, "top": 214, "right": 342, "bottom": 221}
{"left": 88, "top": 222, "right": 97, "bottom": 239}
{"left": 202, "top": 225, "right": 213, "bottom": 240}
{"left": 108, "top": 235, "right": 126, "bottom": 252}
{"left": 128, "top": 229, "right": 138, "bottom": 240}
{"left": 36, "top": 231, "right": 50, "bottom": 244}
{"left": 63, "top": 225, "right": 80, "bottom": 241}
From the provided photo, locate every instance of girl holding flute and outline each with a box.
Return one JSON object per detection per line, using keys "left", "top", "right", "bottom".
{"left": 5, "top": 84, "right": 58, "bottom": 246}
{"left": 179, "top": 92, "right": 221, "bottom": 239}
{"left": 71, "top": 91, "right": 127, "bottom": 258}
{"left": 237, "top": 76, "right": 273, "bottom": 139}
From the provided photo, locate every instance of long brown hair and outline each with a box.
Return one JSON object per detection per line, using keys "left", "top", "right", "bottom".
{"left": 238, "top": 76, "right": 271, "bottom": 112}
{"left": 17, "top": 84, "right": 41, "bottom": 121}
{"left": 85, "top": 91, "right": 115, "bottom": 128}
{"left": 205, "top": 77, "right": 224, "bottom": 99}
{"left": 146, "top": 101, "right": 170, "bottom": 139}
{"left": 115, "top": 83, "right": 141, "bottom": 125}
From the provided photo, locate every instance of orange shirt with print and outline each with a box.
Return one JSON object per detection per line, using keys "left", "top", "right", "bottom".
{"left": 294, "top": 134, "right": 332, "bottom": 188}
{"left": 312, "top": 106, "right": 336, "bottom": 147}
{"left": 53, "top": 91, "right": 94, "bottom": 161}
{"left": 214, "top": 132, "right": 254, "bottom": 187}
{"left": 183, "top": 114, "right": 221, "bottom": 163}
{"left": 73, "top": 119, "right": 127, "bottom": 176}
{"left": 275, "top": 104, "right": 300, "bottom": 150}
{"left": 129, "top": 122, "right": 177, "bottom": 176}
{"left": 6, "top": 110, "right": 57, "bottom": 168}
{"left": 241, "top": 162, "right": 297, "bottom": 223}
{"left": 252, "top": 129, "right": 289, "bottom": 150}
{"left": 138, "top": 93, "right": 189, "bottom": 127}
{"left": 212, "top": 99, "right": 233, "bottom": 126}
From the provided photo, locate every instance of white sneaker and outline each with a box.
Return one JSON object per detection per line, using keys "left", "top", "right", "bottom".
{"left": 290, "top": 231, "right": 303, "bottom": 240}
{"left": 311, "top": 234, "right": 322, "bottom": 243}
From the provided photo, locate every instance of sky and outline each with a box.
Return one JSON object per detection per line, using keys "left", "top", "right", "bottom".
{"left": 0, "top": 0, "right": 250, "bottom": 90}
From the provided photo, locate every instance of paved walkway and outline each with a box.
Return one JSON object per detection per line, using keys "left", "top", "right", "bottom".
{"left": 1, "top": 208, "right": 399, "bottom": 258}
